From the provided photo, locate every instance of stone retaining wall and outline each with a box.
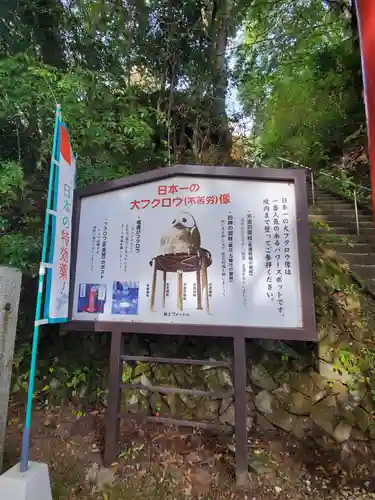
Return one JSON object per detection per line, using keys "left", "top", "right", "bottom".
{"left": 120, "top": 330, "right": 375, "bottom": 451}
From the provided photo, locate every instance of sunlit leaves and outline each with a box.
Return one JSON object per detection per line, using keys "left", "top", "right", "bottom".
{"left": 236, "top": 0, "right": 364, "bottom": 167}
{"left": 0, "top": 55, "right": 160, "bottom": 272}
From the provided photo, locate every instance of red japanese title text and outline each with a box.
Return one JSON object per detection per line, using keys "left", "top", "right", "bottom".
{"left": 131, "top": 185, "right": 231, "bottom": 211}
{"left": 59, "top": 182, "right": 72, "bottom": 280}
{"left": 59, "top": 229, "right": 70, "bottom": 279}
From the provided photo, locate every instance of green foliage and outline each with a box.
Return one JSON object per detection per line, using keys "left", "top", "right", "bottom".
{"left": 310, "top": 226, "right": 375, "bottom": 403}
{"left": 311, "top": 233, "right": 353, "bottom": 313}
{"left": 1, "top": 234, "right": 41, "bottom": 275}
{"left": 337, "top": 349, "right": 362, "bottom": 376}
{"left": 0, "top": 160, "right": 24, "bottom": 200}
{"left": 315, "top": 171, "right": 372, "bottom": 207}
{"left": 0, "top": 54, "right": 163, "bottom": 274}
{"left": 0, "top": 160, "right": 24, "bottom": 232}
{"left": 317, "top": 171, "right": 356, "bottom": 199}
{"left": 11, "top": 337, "right": 108, "bottom": 408}
{"left": 0, "top": 158, "right": 41, "bottom": 273}
{"left": 236, "top": 0, "right": 365, "bottom": 168}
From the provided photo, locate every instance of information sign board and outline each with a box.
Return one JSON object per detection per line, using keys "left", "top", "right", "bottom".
{"left": 68, "top": 165, "right": 316, "bottom": 341}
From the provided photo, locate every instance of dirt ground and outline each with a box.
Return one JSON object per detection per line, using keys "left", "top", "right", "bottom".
{"left": 4, "top": 400, "right": 375, "bottom": 500}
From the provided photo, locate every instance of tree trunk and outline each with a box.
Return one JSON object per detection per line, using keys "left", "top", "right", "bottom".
{"left": 21, "top": 0, "right": 66, "bottom": 69}
{"left": 349, "top": 0, "right": 363, "bottom": 93}
{"left": 207, "top": 0, "right": 232, "bottom": 162}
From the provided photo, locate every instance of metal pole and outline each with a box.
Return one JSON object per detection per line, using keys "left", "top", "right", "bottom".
{"left": 310, "top": 171, "right": 315, "bottom": 206}
{"left": 354, "top": 189, "right": 360, "bottom": 235}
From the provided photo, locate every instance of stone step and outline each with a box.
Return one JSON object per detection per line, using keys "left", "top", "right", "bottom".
{"left": 313, "top": 225, "right": 373, "bottom": 236}
{"left": 325, "top": 226, "right": 374, "bottom": 236}
{"left": 319, "top": 232, "right": 375, "bottom": 244}
{"left": 308, "top": 186, "right": 375, "bottom": 291}
{"left": 308, "top": 196, "right": 372, "bottom": 213}
{"left": 328, "top": 242, "right": 375, "bottom": 254}
{"left": 340, "top": 253, "right": 375, "bottom": 266}
{"left": 351, "top": 264, "right": 375, "bottom": 281}
{"left": 366, "top": 279, "right": 375, "bottom": 293}
{"left": 310, "top": 191, "right": 351, "bottom": 197}
{"left": 310, "top": 235, "right": 351, "bottom": 247}
{"left": 309, "top": 206, "right": 372, "bottom": 216}
{"left": 314, "top": 204, "right": 359, "bottom": 214}
{"left": 312, "top": 190, "right": 351, "bottom": 196}
{"left": 308, "top": 213, "right": 374, "bottom": 224}
{"left": 313, "top": 194, "right": 354, "bottom": 201}
{"left": 311, "top": 199, "right": 357, "bottom": 208}
{"left": 312, "top": 195, "right": 354, "bottom": 203}
{"left": 308, "top": 192, "right": 372, "bottom": 205}
{"left": 310, "top": 205, "right": 371, "bottom": 219}
{"left": 306, "top": 187, "right": 334, "bottom": 193}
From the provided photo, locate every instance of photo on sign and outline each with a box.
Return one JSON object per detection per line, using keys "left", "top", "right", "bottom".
{"left": 77, "top": 283, "right": 107, "bottom": 313}
{"left": 112, "top": 281, "right": 139, "bottom": 315}
{"left": 150, "top": 211, "right": 212, "bottom": 313}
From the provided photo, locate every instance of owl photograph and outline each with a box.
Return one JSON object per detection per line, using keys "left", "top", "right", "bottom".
{"left": 149, "top": 211, "right": 212, "bottom": 314}
{"left": 159, "top": 212, "right": 202, "bottom": 257}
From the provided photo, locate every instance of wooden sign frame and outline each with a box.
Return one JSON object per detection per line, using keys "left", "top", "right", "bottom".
{"left": 66, "top": 165, "right": 316, "bottom": 341}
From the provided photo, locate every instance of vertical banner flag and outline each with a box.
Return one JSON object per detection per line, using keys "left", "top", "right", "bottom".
{"left": 20, "top": 104, "right": 76, "bottom": 473}
{"left": 44, "top": 114, "right": 76, "bottom": 322}
{"left": 356, "top": 0, "right": 375, "bottom": 217}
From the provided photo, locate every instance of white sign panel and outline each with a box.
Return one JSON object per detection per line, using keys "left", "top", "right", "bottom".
{"left": 72, "top": 176, "right": 302, "bottom": 327}
{"left": 45, "top": 124, "right": 76, "bottom": 322}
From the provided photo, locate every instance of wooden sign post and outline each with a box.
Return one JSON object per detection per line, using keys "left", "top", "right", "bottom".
{"left": 64, "top": 165, "right": 316, "bottom": 486}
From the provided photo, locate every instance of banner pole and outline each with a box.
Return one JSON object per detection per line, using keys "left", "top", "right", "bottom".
{"left": 20, "top": 104, "right": 61, "bottom": 473}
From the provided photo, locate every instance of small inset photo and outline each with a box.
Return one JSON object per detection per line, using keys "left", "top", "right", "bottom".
{"left": 112, "top": 281, "right": 139, "bottom": 315}
{"left": 77, "top": 283, "right": 107, "bottom": 313}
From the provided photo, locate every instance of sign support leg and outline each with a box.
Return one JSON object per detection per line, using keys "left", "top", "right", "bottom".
{"left": 177, "top": 270, "right": 183, "bottom": 310}
{"left": 150, "top": 259, "right": 157, "bottom": 311}
{"left": 196, "top": 268, "right": 202, "bottom": 310}
{"left": 162, "top": 271, "right": 167, "bottom": 308}
{"left": 233, "top": 335, "right": 248, "bottom": 487}
{"left": 104, "top": 329, "right": 123, "bottom": 467}
{"left": 202, "top": 264, "right": 210, "bottom": 313}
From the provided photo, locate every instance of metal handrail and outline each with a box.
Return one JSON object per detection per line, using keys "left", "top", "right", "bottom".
{"left": 278, "top": 157, "right": 309, "bottom": 170}
{"left": 317, "top": 170, "right": 371, "bottom": 193}
{"left": 276, "top": 156, "right": 372, "bottom": 236}
{"left": 278, "top": 156, "right": 371, "bottom": 194}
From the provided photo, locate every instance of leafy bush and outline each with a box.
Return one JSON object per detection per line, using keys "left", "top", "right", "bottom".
{"left": 0, "top": 55, "right": 165, "bottom": 274}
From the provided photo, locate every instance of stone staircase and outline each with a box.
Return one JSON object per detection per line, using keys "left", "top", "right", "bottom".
{"left": 307, "top": 184, "right": 375, "bottom": 294}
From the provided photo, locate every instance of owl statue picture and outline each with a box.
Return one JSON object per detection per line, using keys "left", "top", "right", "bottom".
{"left": 150, "top": 211, "right": 211, "bottom": 314}
{"left": 159, "top": 212, "right": 202, "bottom": 257}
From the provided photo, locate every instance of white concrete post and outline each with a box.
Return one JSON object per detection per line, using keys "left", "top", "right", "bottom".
{"left": 0, "top": 266, "right": 22, "bottom": 473}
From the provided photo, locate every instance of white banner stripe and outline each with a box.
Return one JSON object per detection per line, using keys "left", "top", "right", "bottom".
{"left": 35, "top": 319, "right": 49, "bottom": 326}
{"left": 40, "top": 262, "right": 52, "bottom": 269}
